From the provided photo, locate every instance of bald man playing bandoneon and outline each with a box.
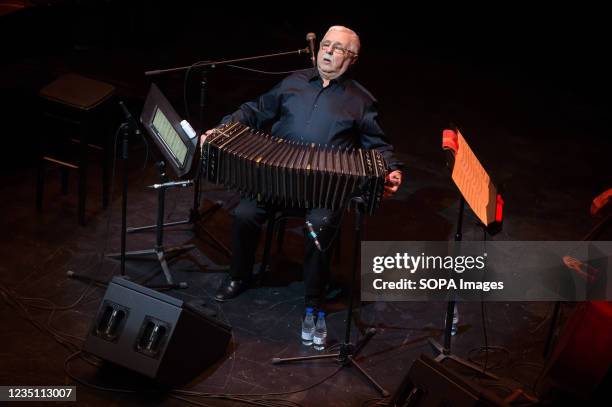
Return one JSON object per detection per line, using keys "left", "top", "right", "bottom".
{"left": 200, "top": 26, "right": 404, "bottom": 310}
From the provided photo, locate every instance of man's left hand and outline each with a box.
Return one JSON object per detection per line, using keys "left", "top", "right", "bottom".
{"left": 384, "top": 170, "right": 402, "bottom": 198}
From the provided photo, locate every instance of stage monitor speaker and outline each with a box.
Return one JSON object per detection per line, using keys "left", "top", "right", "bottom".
{"left": 83, "top": 277, "right": 231, "bottom": 387}
{"left": 388, "top": 354, "right": 509, "bottom": 407}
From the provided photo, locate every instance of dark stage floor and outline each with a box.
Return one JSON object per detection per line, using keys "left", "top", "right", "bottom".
{"left": 1, "top": 3, "right": 611, "bottom": 406}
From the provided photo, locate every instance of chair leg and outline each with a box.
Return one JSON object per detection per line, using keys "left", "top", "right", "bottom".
{"left": 77, "top": 122, "right": 89, "bottom": 226}
{"left": 78, "top": 166, "right": 88, "bottom": 225}
{"left": 101, "top": 112, "right": 112, "bottom": 209}
{"left": 259, "top": 214, "right": 277, "bottom": 275}
{"left": 102, "top": 145, "right": 110, "bottom": 209}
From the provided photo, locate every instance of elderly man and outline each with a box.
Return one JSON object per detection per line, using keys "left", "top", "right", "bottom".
{"left": 201, "top": 26, "right": 403, "bottom": 307}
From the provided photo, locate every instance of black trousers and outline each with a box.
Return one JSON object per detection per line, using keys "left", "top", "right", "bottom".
{"left": 229, "top": 198, "right": 341, "bottom": 300}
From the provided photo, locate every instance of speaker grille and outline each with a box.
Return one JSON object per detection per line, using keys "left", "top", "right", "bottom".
{"left": 93, "top": 300, "right": 129, "bottom": 342}
{"left": 135, "top": 316, "right": 172, "bottom": 359}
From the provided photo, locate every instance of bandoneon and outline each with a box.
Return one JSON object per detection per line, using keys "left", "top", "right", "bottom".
{"left": 201, "top": 122, "right": 387, "bottom": 214}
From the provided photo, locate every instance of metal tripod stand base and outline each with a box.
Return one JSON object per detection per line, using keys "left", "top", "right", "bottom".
{"left": 126, "top": 201, "right": 231, "bottom": 258}
{"left": 428, "top": 338, "right": 499, "bottom": 380}
{"left": 271, "top": 328, "right": 389, "bottom": 396}
{"left": 126, "top": 200, "right": 222, "bottom": 232}
{"left": 107, "top": 244, "right": 194, "bottom": 289}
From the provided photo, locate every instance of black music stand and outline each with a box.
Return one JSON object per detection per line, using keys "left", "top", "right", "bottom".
{"left": 428, "top": 127, "right": 502, "bottom": 379}
{"left": 272, "top": 197, "right": 389, "bottom": 397}
{"left": 105, "top": 86, "right": 203, "bottom": 289}
{"left": 142, "top": 46, "right": 312, "bottom": 257}
{"left": 124, "top": 73, "right": 229, "bottom": 258}
{"left": 108, "top": 160, "right": 191, "bottom": 289}
{"left": 123, "top": 83, "right": 230, "bottom": 259}
{"left": 427, "top": 197, "right": 498, "bottom": 379}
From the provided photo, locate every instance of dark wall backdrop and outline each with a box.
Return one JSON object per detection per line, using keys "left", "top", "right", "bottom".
{"left": 1, "top": 1, "right": 610, "bottom": 195}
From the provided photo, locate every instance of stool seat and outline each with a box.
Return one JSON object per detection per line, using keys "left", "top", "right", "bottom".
{"left": 39, "top": 74, "right": 115, "bottom": 111}
{"left": 36, "top": 73, "right": 116, "bottom": 225}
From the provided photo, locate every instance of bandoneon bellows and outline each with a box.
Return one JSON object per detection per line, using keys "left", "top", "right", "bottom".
{"left": 201, "top": 122, "right": 387, "bottom": 214}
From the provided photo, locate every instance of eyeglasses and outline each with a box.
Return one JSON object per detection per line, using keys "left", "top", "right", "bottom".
{"left": 320, "top": 41, "right": 357, "bottom": 57}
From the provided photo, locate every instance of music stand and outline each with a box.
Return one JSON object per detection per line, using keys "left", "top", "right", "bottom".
{"left": 125, "top": 76, "right": 229, "bottom": 259}
{"left": 142, "top": 46, "right": 312, "bottom": 256}
{"left": 107, "top": 85, "right": 200, "bottom": 289}
{"left": 271, "top": 197, "right": 389, "bottom": 397}
{"left": 428, "top": 127, "right": 504, "bottom": 380}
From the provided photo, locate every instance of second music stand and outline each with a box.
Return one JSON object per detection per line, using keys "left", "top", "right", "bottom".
{"left": 428, "top": 197, "right": 498, "bottom": 379}
{"left": 428, "top": 127, "right": 504, "bottom": 379}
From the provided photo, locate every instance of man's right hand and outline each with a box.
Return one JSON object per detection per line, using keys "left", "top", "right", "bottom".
{"left": 199, "top": 129, "right": 215, "bottom": 148}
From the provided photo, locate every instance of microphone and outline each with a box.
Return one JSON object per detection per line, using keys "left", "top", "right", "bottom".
{"left": 305, "top": 220, "right": 322, "bottom": 251}
{"left": 147, "top": 180, "right": 194, "bottom": 189}
{"left": 118, "top": 101, "right": 140, "bottom": 134}
{"left": 306, "top": 32, "right": 316, "bottom": 67}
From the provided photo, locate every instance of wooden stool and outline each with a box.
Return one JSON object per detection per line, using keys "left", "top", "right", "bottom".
{"left": 36, "top": 73, "right": 116, "bottom": 225}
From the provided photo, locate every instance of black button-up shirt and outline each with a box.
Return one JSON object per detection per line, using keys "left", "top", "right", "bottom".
{"left": 221, "top": 68, "right": 403, "bottom": 170}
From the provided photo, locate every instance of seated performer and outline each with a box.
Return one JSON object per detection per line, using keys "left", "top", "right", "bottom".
{"left": 200, "top": 26, "right": 404, "bottom": 309}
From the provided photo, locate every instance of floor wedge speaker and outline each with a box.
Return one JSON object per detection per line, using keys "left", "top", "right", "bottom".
{"left": 388, "top": 354, "right": 509, "bottom": 407}
{"left": 83, "top": 277, "right": 231, "bottom": 386}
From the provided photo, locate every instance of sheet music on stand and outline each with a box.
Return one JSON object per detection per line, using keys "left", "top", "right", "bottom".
{"left": 140, "top": 84, "right": 198, "bottom": 178}
{"left": 449, "top": 129, "right": 501, "bottom": 229}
